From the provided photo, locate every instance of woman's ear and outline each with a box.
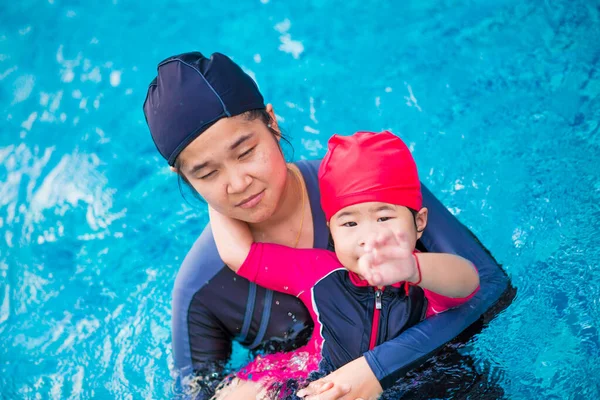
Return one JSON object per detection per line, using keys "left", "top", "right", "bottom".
{"left": 415, "top": 207, "right": 428, "bottom": 239}
{"left": 169, "top": 166, "right": 177, "bottom": 173}
{"left": 265, "top": 103, "right": 281, "bottom": 140}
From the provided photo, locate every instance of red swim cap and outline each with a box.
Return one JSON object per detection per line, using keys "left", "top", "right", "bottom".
{"left": 318, "top": 131, "right": 422, "bottom": 221}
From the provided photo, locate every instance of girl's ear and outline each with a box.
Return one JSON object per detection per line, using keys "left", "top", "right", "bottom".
{"left": 170, "top": 166, "right": 177, "bottom": 173}
{"left": 415, "top": 207, "right": 428, "bottom": 239}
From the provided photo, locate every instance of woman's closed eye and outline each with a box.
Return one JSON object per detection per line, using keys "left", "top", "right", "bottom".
{"left": 238, "top": 146, "right": 256, "bottom": 159}
{"left": 199, "top": 170, "right": 217, "bottom": 180}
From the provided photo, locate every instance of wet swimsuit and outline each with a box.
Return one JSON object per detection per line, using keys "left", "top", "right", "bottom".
{"left": 234, "top": 243, "right": 477, "bottom": 390}
{"left": 171, "top": 159, "right": 509, "bottom": 398}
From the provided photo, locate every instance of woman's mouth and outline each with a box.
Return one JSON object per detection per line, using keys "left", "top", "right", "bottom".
{"left": 236, "top": 190, "right": 266, "bottom": 209}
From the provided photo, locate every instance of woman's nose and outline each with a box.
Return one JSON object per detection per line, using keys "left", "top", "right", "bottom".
{"left": 227, "top": 170, "right": 252, "bottom": 194}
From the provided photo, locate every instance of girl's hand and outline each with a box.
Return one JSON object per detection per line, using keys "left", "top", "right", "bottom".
{"left": 207, "top": 206, "right": 253, "bottom": 271}
{"left": 357, "top": 230, "right": 418, "bottom": 287}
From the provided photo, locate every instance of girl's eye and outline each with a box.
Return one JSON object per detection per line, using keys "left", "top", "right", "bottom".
{"left": 199, "top": 170, "right": 217, "bottom": 179}
{"left": 342, "top": 221, "right": 357, "bottom": 227}
{"left": 239, "top": 147, "right": 255, "bottom": 159}
{"left": 378, "top": 216, "right": 393, "bottom": 222}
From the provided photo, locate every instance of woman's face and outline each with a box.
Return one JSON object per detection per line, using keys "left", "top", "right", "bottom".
{"left": 175, "top": 109, "right": 288, "bottom": 224}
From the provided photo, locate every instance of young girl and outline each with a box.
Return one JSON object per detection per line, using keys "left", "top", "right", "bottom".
{"left": 210, "top": 131, "right": 480, "bottom": 399}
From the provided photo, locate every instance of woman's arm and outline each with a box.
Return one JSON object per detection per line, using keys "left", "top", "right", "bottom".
{"left": 208, "top": 206, "right": 253, "bottom": 271}
{"left": 171, "top": 225, "right": 235, "bottom": 399}
{"left": 299, "top": 251, "right": 479, "bottom": 400}
{"left": 364, "top": 184, "right": 510, "bottom": 389}
{"left": 300, "top": 184, "right": 510, "bottom": 398}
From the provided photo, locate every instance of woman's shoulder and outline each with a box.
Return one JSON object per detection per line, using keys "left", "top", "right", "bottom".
{"left": 294, "top": 159, "right": 322, "bottom": 182}
{"left": 295, "top": 159, "right": 331, "bottom": 250}
{"left": 173, "top": 224, "right": 225, "bottom": 297}
{"left": 295, "top": 158, "right": 322, "bottom": 170}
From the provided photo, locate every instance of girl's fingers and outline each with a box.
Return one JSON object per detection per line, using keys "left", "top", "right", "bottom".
{"left": 358, "top": 253, "right": 372, "bottom": 270}
{"left": 358, "top": 253, "right": 375, "bottom": 280}
{"left": 372, "top": 247, "right": 380, "bottom": 265}
{"left": 394, "top": 230, "right": 410, "bottom": 251}
{"left": 376, "top": 230, "right": 392, "bottom": 246}
{"left": 367, "top": 230, "right": 383, "bottom": 248}
{"left": 364, "top": 236, "right": 374, "bottom": 252}
{"left": 371, "top": 272, "right": 383, "bottom": 286}
{"left": 370, "top": 232, "right": 386, "bottom": 251}
{"left": 372, "top": 245, "right": 404, "bottom": 263}
{"left": 366, "top": 229, "right": 396, "bottom": 254}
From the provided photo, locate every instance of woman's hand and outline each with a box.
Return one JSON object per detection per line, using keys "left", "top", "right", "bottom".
{"left": 297, "top": 357, "right": 382, "bottom": 400}
{"left": 296, "top": 381, "right": 353, "bottom": 400}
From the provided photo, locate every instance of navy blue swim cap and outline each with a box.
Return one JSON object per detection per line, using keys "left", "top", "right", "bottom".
{"left": 143, "top": 52, "right": 265, "bottom": 166}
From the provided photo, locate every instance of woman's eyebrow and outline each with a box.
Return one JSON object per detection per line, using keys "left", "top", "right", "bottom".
{"left": 188, "top": 161, "right": 209, "bottom": 175}
{"left": 229, "top": 133, "right": 254, "bottom": 150}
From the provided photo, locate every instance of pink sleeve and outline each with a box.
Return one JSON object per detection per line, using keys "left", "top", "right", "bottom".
{"left": 237, "top": 242, "right": 340, "bottom": 297}
{"left": 424, "top": 285, "right": 480, "bottom": 318}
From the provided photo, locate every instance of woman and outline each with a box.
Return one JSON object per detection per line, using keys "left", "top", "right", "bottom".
{"left": 143, "top": 52, "right": 510, "bottom": 400}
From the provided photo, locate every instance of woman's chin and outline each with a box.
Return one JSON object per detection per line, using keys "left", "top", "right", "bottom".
{"left": 244, "top": 208, "right": 276, "bottom": 224}
{"left": 232, "top": 203, "right": 276, "bottom": 225}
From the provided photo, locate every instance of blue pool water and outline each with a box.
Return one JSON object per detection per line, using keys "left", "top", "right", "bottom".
{"left": 1, "top": 0, "right": 599, "bottom": 398}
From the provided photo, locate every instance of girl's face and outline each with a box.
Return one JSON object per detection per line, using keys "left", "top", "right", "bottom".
{"left": 175, "top": 108, "right": 288, "bottom": 224}
{"left": 329, "top": 202, "right": 428, "bottom": 274}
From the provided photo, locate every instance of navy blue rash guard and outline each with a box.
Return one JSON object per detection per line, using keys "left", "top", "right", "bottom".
{"left": 171, "top": 159, "right": 510, "bottom": 398}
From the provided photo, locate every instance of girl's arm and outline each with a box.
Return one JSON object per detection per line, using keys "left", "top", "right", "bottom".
{"left": 359, "top": 231, "right": 479, "bottom": 298}
{"left": 209, "top": 207, "right": 341, "bottom": 297}
{"left": 414, "top": 253, "right": 479, "bottom": 298}
{"left": 208, "top": 206, "right": 253, "bottom": 271}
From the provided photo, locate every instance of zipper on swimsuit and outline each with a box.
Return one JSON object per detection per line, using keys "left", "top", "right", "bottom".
{"left": 369, "top": 288, "right": 383, "bottom": 350}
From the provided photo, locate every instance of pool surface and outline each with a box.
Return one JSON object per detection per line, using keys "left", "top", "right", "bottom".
{"left": 1, "top": 0, "right": 599, "bottom": 398}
